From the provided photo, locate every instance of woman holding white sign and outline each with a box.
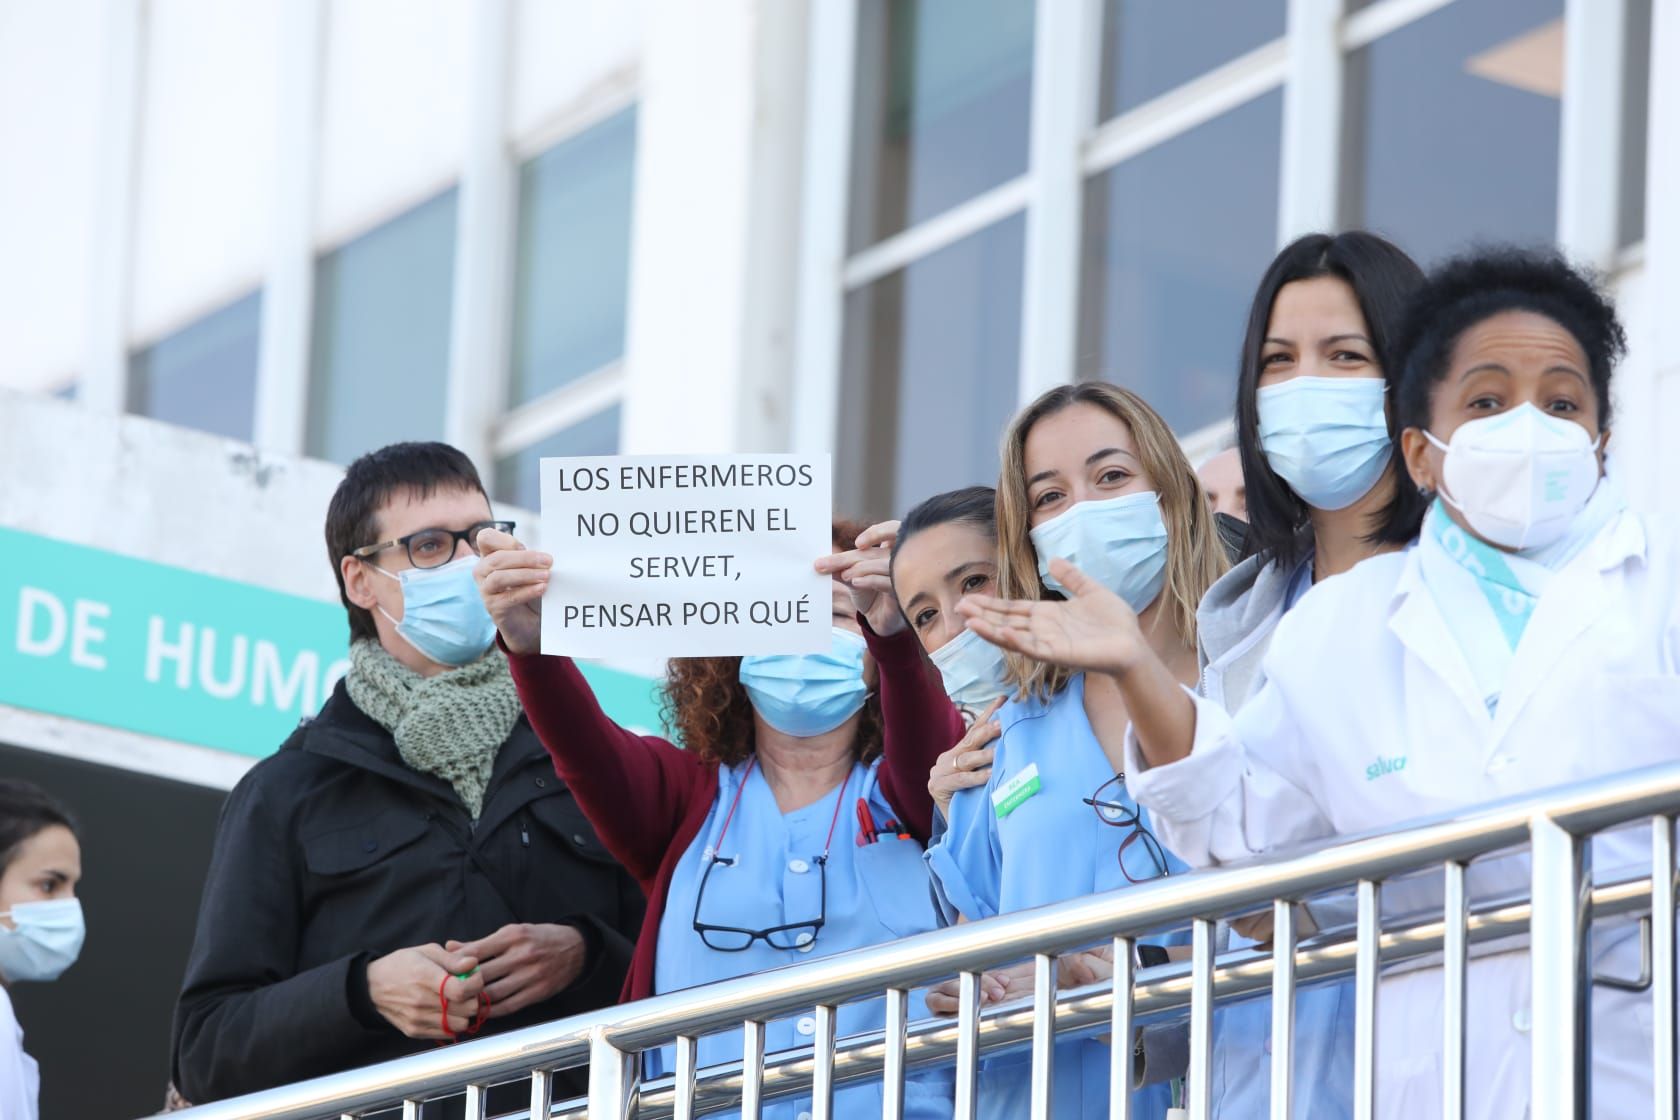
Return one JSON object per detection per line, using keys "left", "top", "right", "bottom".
{"left": 475, "top": 517, "right": 958, "bottom": 1120}
{"left": 918, "top": 382, "right": 1228, "bottom": 1120}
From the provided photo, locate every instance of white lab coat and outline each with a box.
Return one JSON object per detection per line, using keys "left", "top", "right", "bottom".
{"left": 1126, "top": 509, "right": 1680, "bottom": 1118}
{"left": 0, "top": 986, "right": 39, "bottom": 1120}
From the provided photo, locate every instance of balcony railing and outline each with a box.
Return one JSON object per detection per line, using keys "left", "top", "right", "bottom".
{"left": 161, "top": 760, "right": 1680, "bottom": 1120}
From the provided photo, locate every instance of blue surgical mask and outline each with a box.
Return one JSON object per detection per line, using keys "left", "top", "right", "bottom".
{"left": 371, "top": 556, "right": 498, "bottom": 667}
{"left": 1030, "top": 491, "right": 1169, "bottom": 610}
{"left": 739, "top": 628, "right": 871, "bottom": 738}
{"left": 929, "top": 627, "right": 1012, "bottom": 713}
{"left": 1257, "top": 376, "right": 1392, "bottom": 511}
{"left": 0, "top": 898, "right": 85, "bottom": 983}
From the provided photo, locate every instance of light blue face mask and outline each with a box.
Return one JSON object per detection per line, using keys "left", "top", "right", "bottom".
{"left": 0, "top": 898, "right": 85, "bottom": 983}
{"left": 1257, "top": 376, "right": 1392, "bottom": 511}
{"left": 371, "top": 556, "right": 498, "bottom": 667}
{"left": 1029, "top": 491, "right": 1169, "bottom": 610}
{"left": 928, "top": 626, "right": 1012, "bottom": 713}
{"left": 739, "top": 628, "right": 871, "bottom": 738}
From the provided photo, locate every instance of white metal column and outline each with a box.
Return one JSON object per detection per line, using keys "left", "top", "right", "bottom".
{"left": 1557, "top": 0, "right": 1629, "bottom": 270}
{"left": 788, "top": 0, "right": 860, "bottom": 456}
{"left": 1016, "top": 0, "right": 1101, "bottom": 401}
{"left": 1277, "top": 0, "right": 1345, "bottom": 244}
{"left": 83, "top": 0, "right": 147, "bottom": 414}
{"left": 445, "top": 0, "right": 517, "bottom": 476}
{"left": 253, "top": 0, "right": 324, "bottom": 455}
{"left": 1642, "top": 0, "right": 1680, "bottom": 517}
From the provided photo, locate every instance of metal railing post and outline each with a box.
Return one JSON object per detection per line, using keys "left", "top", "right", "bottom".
{"left": 672, "top": 1036, "right": 697, "bottom": 1120}
{"left": 1109, "top": 936, "right": 1136, "bottom": 1120}
{"left": 812, "top": 1004, "right": 838, "bottom": 1120}
{"left": 882, "top": 987, "right": 909, "bottom": 1120}
{"left": 1269, "top": 901, "right": 1297, "bottom": 1120}
{"left": 1442, "top": 861, "right": 1468, "bottom": 1120}
{"left": 1529, "top": 813, "right": 1591, "bottom": 1120}
{"left": 740, "top": 1020, "right": 766, "bottom": 1120}
{"left": 1189, "top": 918, "right": 1215, "bottom": 1120}
{"left": 1655, "top": 816, "right": 1677, "bottom": 1120}
{"left": 528, "top": 1069, "right": 551, "bottom": 1120}
{"left": 588, "top": 1027, "right": 638, "bottom": 1120}
{"left": 1030, "top": 953, "right": 1057, "bottom": 1119}
{"left": 1353, "top": 879, "right": 1380, "bottom": 1120}
{"left": 954, "top": 971, "right": 982, "bottom": 1120}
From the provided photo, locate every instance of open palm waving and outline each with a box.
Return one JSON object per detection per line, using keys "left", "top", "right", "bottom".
{"left": 954, "top": 557, "right": 1146, "bottom": 678}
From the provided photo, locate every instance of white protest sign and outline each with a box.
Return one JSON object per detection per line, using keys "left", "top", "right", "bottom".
{"left": 539, "top": 454, "right": 834, "bottom": 658}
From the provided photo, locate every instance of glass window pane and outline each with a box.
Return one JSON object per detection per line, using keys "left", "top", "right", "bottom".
{"left": 494, "top": 405, "right": 622, "bottom": 509}
{"left": 1078, "top": 91, "right": 1282, "bottom": 434}
{"left": 838, "top": 215, "right": 1025, "bottom": 519}
{"left": 128, "top": 290, "right": 261, "bottom": 440}
{"left": 1341, "top": 0, "right": 1564, "bottom": 265}
{"left": 1620, "top": 0, "right": 1652, "bottom": 248}
{"left": 510, "top": 108, "right": 637, "bottom": 406}
{"left": 848, "top": 0, "right": 1035, "bottom": 251}
{"left": 1100, "top": 0, "right": 1285, "bottom": 119}
{"left": 307, "top": 189, "right": 457, "bottom": 465}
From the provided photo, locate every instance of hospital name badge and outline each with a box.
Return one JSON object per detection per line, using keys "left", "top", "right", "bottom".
{"left": 991, "top": 762, "right": 1042, "bottom": 819}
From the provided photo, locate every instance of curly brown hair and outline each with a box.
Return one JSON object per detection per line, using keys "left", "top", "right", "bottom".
{"left": 660, "top": 517, "right": 885, "bottom": 767}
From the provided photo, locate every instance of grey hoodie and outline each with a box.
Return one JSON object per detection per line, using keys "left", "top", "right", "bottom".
{"left": 1196, "top": 528, "right": 1314, "bottom": 714}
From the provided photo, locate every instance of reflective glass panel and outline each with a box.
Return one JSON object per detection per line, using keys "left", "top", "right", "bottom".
{"left": 510, "top": 108, "right": 637, "bottom": 406}
{"left": 307, "top": 189, "right": 457, "bottom": 465}
{"left": 128, "top": 289, "right": 261, "bottom": 440}
{"left": 1341, "top": 0, "right": 1564, "bottom": 265}
{"left": 848, "top": 0, "right": 1035, "bottom": 250}
{"left": 838, "top": 215, "right": 1024, "bottom": 519}
{"left": 1100, "top": 0, "right": 1285, "bottom": 118}
{"left": 1078, "top": 92, "right": 1282, "bottom": 434}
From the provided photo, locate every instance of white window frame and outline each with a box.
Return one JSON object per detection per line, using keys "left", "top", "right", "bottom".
{"left": 793, "top": 0, "right": 1644, "bottom": 476}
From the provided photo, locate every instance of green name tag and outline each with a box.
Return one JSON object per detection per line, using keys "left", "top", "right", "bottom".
{"left": 991, "top": 761, "right": 1042, "bottom": 819}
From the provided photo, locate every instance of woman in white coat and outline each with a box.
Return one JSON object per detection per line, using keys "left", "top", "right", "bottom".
{"left": 955, "top": 248, "right": 1679, "bottom": 1118}
{"left": 0, "top": 780, "right": 85, "bottom": 1120}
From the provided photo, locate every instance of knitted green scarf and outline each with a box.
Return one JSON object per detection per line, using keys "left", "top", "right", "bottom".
{"left": 345, "top": 639, "right": 522, "bottom": 819}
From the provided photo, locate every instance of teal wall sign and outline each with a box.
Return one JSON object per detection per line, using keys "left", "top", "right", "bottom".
{"left": 1, "top": 527, "right": 664, "bottom": 762}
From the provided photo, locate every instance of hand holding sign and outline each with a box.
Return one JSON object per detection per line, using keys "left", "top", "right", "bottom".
{"left": 539, "top": 455, "right": 833, "bottom": 659}
{"left": 815, "top": 519, "right": 905, "bottom": 637}
{"left": 473, "top": 528, "right": 550, "bottom": 656}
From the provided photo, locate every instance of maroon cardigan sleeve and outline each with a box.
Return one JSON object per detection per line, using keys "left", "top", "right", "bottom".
{"left": 505, "top": 649, "right": 708, "bottom": 885}
{"left": 863, "top": 620, "right": 965, "bottom": 842}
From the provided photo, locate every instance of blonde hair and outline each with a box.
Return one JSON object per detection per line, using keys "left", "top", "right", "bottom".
{"left": 995, "top": 382, "right": 1229, "bottom": 700}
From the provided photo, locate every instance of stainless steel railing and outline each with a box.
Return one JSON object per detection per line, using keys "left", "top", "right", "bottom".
{"left": 162, "top": 760, "right": 1680, "bottom": 1120}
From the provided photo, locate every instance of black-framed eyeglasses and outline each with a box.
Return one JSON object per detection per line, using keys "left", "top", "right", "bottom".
{"left": 690, "top": 757, "right": 849, "bottom": 953}
{"left": 692, "top": 852, "right": 828, "bottom": 952}
{"left": 1083, "top": 772, "right": 1170, "bottom": 884}
{"left": 352, "top": 520, "right": 515, "bottom": 570}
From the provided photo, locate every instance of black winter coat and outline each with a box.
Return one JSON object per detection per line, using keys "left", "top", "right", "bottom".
{"left": 171, "top": 680, "right": 644, "bottom": 1105}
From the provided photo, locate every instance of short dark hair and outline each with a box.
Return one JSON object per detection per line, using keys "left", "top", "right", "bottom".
{"left": 1391, "top": 247, "right": 1625, "bottom": 442}
{"left": 0, "top": 780, "right": 77, "bottom": 876}
{"left": 890, "top": 486, "right": 997, "bottom": 573}
{"left": 325, "top": 442, "right": 489, "bottom": 643}
{"left": 1234, "top": 231, "right": 1428, "bottom": 568}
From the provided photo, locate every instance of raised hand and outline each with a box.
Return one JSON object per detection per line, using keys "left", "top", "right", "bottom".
{"left": 473, "top": 527, "right": 551, "bottom": 656}
{"left": 814, "top": 519, "right": 906, "bottom": 636}
{"left": 954, "top": 557, "right": 1146, "bottom": 678}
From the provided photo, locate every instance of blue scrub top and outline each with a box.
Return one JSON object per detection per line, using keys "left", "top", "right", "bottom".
{"left": 651, "top": 757, "right": 952, "bottom": 1120}
{"left": 925, "top": 672, "right": 1184, "bottom": 1120}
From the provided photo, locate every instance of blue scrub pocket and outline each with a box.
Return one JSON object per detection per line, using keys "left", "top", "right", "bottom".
{"left": 856, "top": 838, "right": 939, "bottom": 939}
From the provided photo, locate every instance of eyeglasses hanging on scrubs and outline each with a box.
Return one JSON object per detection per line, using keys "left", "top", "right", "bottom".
{"left": 1029, "top": 491, "right": 1170, "bottom": 610}
{"left": 1083, "top": 773, "right": 1170, "bottom": 884}
{"left": 691, "top": 759, "right": 851, "bottom": 952}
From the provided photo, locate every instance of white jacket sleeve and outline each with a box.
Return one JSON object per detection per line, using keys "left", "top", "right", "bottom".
{"left": 0, "top": 990, "right": 39, "bottom": 1120}
{"left": 1123, "top": 681, "right": 1335, "bottom": 868}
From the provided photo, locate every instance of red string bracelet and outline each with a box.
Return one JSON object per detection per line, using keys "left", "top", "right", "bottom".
{"left": 438, "top": 972, "right": 491, "bottom": 1043}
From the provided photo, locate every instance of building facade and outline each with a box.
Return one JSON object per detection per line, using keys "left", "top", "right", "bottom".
{"left": 0, "top": 0, "right": 1674, "bottom": 1113}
